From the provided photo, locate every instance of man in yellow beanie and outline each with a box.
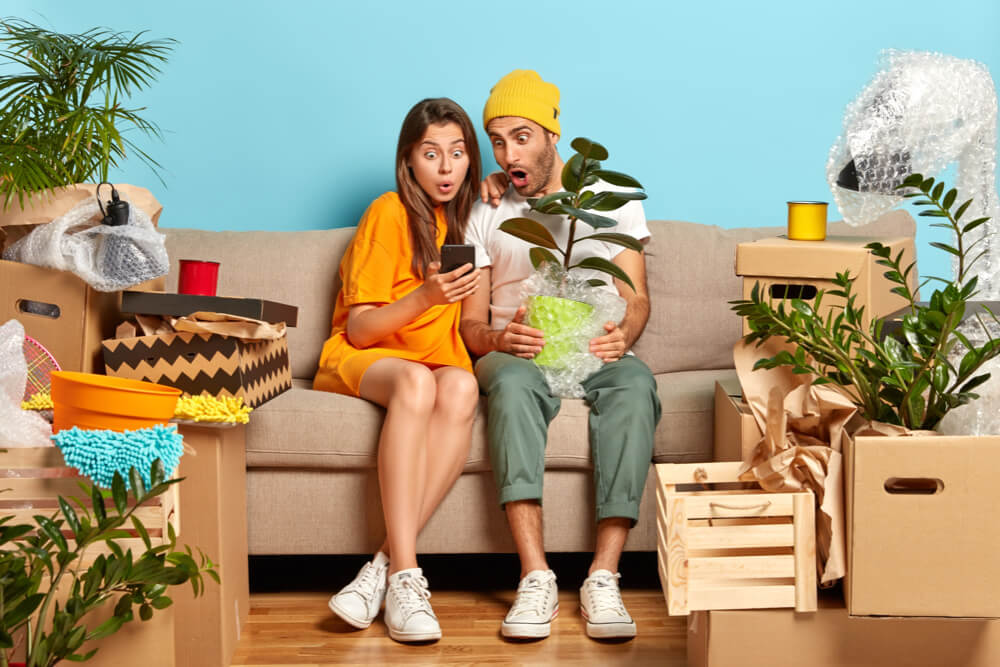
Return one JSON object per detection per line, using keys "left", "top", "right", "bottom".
{"left": 460, "top": 70, "right": 660, "bottom": 641}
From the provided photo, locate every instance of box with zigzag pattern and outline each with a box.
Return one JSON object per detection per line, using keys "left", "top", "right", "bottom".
{"left": 101, "top": 331, "right": 291, "bottom": 407}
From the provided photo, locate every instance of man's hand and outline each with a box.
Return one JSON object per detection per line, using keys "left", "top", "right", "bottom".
{"left": 496, "top": 305, "right": 545, "bottom": 358}
{"left": 590, "top": 321, "right": 627, "bottom": 362}
{"left": 479, "top": 171, "right": 509, "bottom": 207}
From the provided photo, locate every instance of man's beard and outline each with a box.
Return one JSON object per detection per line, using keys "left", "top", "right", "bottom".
{"left": 516, "top": 140, "right": 557, "bottom": 198}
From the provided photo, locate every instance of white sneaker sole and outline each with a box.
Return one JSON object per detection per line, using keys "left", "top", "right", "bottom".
{"left": 501, "top": 606, "right": 559, "bottom": 639}
{"left": 388, "top": 626, "right": 442, "bottom": 642}
{"left": 328, "top": 596, "right": 376, "bottom": 630}
{"left": 582, "top": 609, "right": 636, "bottom": 639}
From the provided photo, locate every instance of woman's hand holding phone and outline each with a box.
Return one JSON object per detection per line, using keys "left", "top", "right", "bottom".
{"left": 421, "top": 262, "right": 480, "bottom": 306}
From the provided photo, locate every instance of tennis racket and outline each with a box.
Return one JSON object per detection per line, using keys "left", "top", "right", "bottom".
{"left": 22, "top": 335, "right": 61, "bottom": 402}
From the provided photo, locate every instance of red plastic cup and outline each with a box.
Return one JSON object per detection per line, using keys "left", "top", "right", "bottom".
{"left": 178, "top": 259, "right": 220, "bottom": 296}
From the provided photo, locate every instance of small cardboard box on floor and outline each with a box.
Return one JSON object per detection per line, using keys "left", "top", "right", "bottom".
{"left": 735, "top": 234, "right": 916, "bottom": 335}
{"left": 712, "top": 380, "right": 762, "bottom": 462}
{"left": 171, "top": 422, "right": 250, "bottom": 667}
{"left": 0, "top": 184, "right": 165, "bottom": 373}
{"left": 845, "top": 433, "right": 1000, "bottom": 618}
{"left": 689, "top": 589, "right": 1000, "bottom": 667}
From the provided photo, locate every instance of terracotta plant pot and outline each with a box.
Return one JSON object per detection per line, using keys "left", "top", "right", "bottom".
{"left": 525, "top": 295, "right": 595, "bottom": 368}
{"left": 50, "top": 371, "right": 181, "bottom": 433}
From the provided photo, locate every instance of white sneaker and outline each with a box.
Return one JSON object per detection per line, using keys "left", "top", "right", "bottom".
{"left": 328, "top": 551, "right": 389, "bottom": 629}
{"left": 384, "top": 568, "right": 441, "bottom": 642}
{"left": 501, "top": 569, "right": 559, "bottom": 639}
{"left": 580, "top": 569, "right": 636, "bottom": 639}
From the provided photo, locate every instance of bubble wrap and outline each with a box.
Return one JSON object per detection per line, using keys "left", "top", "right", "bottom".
{"left": 0, "top": 319, "right": 54, "bottom": 448}
{"left": 520, "top": 264, "right": 626, "bottom": 398}
{"left": 2, "top": 192, "right": 169, "bottom": 291}
{"left": 827, "top": 50, "right": 1000, "bottom": 295}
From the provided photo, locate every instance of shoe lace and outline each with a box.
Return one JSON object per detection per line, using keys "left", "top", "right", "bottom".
{"left": 509, "top": 573, "right": 554, "bottom": 618}
{"left": 345, "top": 561, "right": 385, "bottom": 601}
{"left": 587, "top": 572, "right": 627, "bottom": 615}
{"left": 394, "top": 575, "right": 433, "bottom": 617}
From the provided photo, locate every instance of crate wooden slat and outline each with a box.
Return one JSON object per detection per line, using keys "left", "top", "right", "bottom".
{"left": 0, "top": 446, "right": 179, "bottom": 562}
{"left": 655, "top": 462, "right": 817, "bottom": 616}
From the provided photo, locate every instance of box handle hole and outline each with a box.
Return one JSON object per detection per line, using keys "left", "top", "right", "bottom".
{"left": 16, "top": 299, "right": 61, "bottom": 319}
{"left": 884, "top": 477, "right": 944, "bottom": 495}
{"left": 768, "top": 284, "right": 818, "bottom": 300}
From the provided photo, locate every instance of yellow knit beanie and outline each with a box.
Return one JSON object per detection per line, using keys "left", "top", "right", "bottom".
{"left": 483, "top": 69, "right": 561, "bottom": 135}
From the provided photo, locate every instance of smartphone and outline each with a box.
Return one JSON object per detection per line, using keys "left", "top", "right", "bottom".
{"left": 440, "top": 244, "right": 475, "bottom": 275}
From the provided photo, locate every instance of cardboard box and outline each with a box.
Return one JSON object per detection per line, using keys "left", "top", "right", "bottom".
{"left": 102, "top": 331, "right": 292, "bottom": 407}
{"left": 713, "top": 381, "right": 762, "bottom": 462}
{"left": 2, "top": 446, "right": 176, "bottom": 667}
{"left": 172, "top": 423, "right": 250, "bottom": 667}
{"left": 121, "top": 290, "right": 299, "bottom": 327}
{"left": 0, "top": 184, "right": 165, "bottom": 373}
{"left": 845, "top": 434, "right": 1000, "bottom": 618}
{"left": 735, "top": 235, "right": 916, "bottom": 335}
{"left": 689, "top": 589, "right": 1000, "bottom": 667}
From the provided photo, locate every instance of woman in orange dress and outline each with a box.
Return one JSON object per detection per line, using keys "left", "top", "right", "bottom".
{"left": 316, "top": 98, "right": 482, "bottom": 643}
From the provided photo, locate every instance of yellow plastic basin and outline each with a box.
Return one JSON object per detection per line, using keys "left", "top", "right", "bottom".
{"left": 50, "top": 371, "right": 181, "bottom": 433}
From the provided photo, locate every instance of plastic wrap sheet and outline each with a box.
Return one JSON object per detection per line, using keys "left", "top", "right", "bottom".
{"left": 937, "top": 316, "right": 1000, "bottom": 435}
{"left": 520, "top": 264, "right": 626, "bottom": 398}
{"left": 0, "top": 319, "right": 54, "bottom": 448}
{"left": 827, "top": 49, "right": 999, "bottom": 295}
{"left": 2, "top": 192, "right": 169, "bottom": 291}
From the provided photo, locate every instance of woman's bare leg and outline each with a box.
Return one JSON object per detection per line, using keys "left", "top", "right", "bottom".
{"left": 359, "top": 358, "right": 437, "bottom": 574}
{"left": 375, "top": 366, "right": 479, "bottom": 558}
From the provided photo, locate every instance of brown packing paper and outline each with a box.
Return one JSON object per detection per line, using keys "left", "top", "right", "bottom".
{"left": 734, "top": 339, "right": 851, "bottom": 585}
{"left": 127, "top": 311, "right": 286, "bottom": 341}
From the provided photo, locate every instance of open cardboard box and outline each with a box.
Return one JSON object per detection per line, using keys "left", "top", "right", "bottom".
{"left": 735, "top": 235, "right": 916, "bottom": 336}
{"left": 0, "top": 184, "right": 165, "bottom": 373}
{"left": 689, "top": 588, "right": 1000, "bottom": 667}
{"left": 712, "top": 380, "right": 762, "bottom": 462}
{"left": 845, "top": 433, "right": 1000, "bottom": 618}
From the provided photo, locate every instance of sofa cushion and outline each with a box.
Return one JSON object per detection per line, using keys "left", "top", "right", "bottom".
{"left": 162, "top": 227, "right": 353, "bottom": 380}
{"left": 634, "top": 211, "right": 916, "bottom": 374}
{"left": 243, "top": 369, "right": 735, "bottom": 471}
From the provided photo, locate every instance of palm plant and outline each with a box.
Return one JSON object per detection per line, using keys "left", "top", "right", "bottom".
{"left": 0, "top": 18, "right": 175, "bottom": 210}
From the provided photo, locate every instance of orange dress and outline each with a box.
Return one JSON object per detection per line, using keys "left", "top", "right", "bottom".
{"left": 313, "top": 192, "right": 473, "bottom": 397}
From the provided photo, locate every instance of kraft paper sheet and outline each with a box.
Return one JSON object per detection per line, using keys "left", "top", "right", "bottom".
{"left": 130, "top": 311, "right": 286, "bottom": 341}
{"left": 734, "top": 339, "right": 851, "bottom": 585}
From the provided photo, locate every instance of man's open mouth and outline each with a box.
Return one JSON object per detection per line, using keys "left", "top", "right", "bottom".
{"left": 509, "top": 169, "right": 529, "bottom": 188}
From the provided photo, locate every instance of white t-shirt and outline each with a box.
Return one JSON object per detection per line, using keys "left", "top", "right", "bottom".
{"left": 465, "top": 182, "right": 651, "bottom": 330}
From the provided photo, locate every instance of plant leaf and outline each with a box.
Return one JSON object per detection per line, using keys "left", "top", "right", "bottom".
{"left": 575, "top": 232, "right": 644, "bottom": 251}
{"left": 570, "top": 137, "right": 609, "bottom": 161}
{"left": 571, "top": 256, "right": 635, "bottom": 291}
{"left": 592, "top": 169, "right": 643, "bottom": 189}
{"left": 498, "top": 218, "right": 559, "bottom": 249}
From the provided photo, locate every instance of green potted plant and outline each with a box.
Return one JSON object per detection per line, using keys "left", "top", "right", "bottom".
{"left": 498, "top": 137, "right": 646, "bottom": 367}
{"left": 0, "top": 459, "right": 217, "bottom": 667}
{"left": 0, "top": 18, "right": 175, "bottom": 210}
{"left": 730, "top": 174, "right": 999, "bottom": 430}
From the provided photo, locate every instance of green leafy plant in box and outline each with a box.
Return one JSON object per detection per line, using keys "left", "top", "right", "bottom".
{"left": 730, "top": 174, "right": 999, "bottom": 430}
{"left": 0, "top": 459, "right": 217, "bottom": 667}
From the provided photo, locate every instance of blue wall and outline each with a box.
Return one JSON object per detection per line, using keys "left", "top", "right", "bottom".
{"left": 5, "top": 0, "right": 1000, "bottom": 281}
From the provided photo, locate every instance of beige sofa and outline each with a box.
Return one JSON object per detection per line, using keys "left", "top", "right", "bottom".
{"left": 161, "top": 211, "right": 914, "bottom": 555}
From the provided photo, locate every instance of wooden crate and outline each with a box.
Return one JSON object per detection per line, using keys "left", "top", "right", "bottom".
{"left": 655, "top": 462, "right": 817, "bottom": 615}
{"left": 0, "top": 446, "right": 179, "bottom": 561}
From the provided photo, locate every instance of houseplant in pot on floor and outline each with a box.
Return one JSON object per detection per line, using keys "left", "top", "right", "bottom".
{"left": 498, "top": 137, "right": 646, "bottom": 394}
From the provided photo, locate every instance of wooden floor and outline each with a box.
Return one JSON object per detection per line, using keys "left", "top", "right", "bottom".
{"left": 230, "top": 554, "right": 687, "bottom": 666}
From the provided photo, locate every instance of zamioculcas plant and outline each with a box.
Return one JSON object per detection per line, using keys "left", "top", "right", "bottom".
{"left": 730, "top": 174, "right": 999, "bottom": 430}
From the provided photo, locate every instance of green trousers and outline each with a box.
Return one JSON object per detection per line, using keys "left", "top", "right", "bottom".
{"left": 475, "top": 352, "right": 661, "bottom": 523}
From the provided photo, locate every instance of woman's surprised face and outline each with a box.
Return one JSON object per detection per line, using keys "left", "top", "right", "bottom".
{"left": 408, "top": 122, "right": 470, "bottom": 205}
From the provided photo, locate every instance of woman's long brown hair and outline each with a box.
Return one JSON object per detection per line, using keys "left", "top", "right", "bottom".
{"left": 396, "top": 98, "right": 481, "bottom": 279}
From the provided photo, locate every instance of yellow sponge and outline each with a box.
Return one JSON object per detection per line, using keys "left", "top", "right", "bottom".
{"left": 22, "top": 391, "right": 54, "bottom": 410}
{"left": 174, "top": 393, "right": 253, "bottom": 424}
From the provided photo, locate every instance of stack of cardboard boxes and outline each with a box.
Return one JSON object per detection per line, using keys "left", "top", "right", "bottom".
{"left": 688, "top": 234, "right": 1000, "bottom": 666}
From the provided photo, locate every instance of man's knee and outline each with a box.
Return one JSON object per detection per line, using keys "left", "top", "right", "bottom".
{"left": 477, "top": 352, "right": 546, "bottom": 396}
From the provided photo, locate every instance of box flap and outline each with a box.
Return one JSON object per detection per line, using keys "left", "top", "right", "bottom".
{"left": 121, "top": 291, "right": 299, "bottom": 327}
{"left": 735, "top": 235, "right": 910, "bottom": 279}
{"left": 0, "top": 183, "right": 163, "bottom": 229}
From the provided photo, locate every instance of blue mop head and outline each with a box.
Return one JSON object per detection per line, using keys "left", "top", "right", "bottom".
{"left": 52, "top": 424, "right": 184, "bottom": 489}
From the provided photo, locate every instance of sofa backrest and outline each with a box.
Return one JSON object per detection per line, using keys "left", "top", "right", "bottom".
{"left": 162, "top": 209, "right": 915, "bottom": 381}
{"left": 634, "top": 210, "right": 916, "bottom": 374}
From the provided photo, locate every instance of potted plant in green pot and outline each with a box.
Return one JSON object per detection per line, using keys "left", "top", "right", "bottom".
{"left": 0, "top": 18, "right": 175, "bottom": 210}
{"left": 0, "top": 459, "right": 217, "bottom": 667}
{"left": 498, "top": 137, "right": 646, "bottom": 370}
